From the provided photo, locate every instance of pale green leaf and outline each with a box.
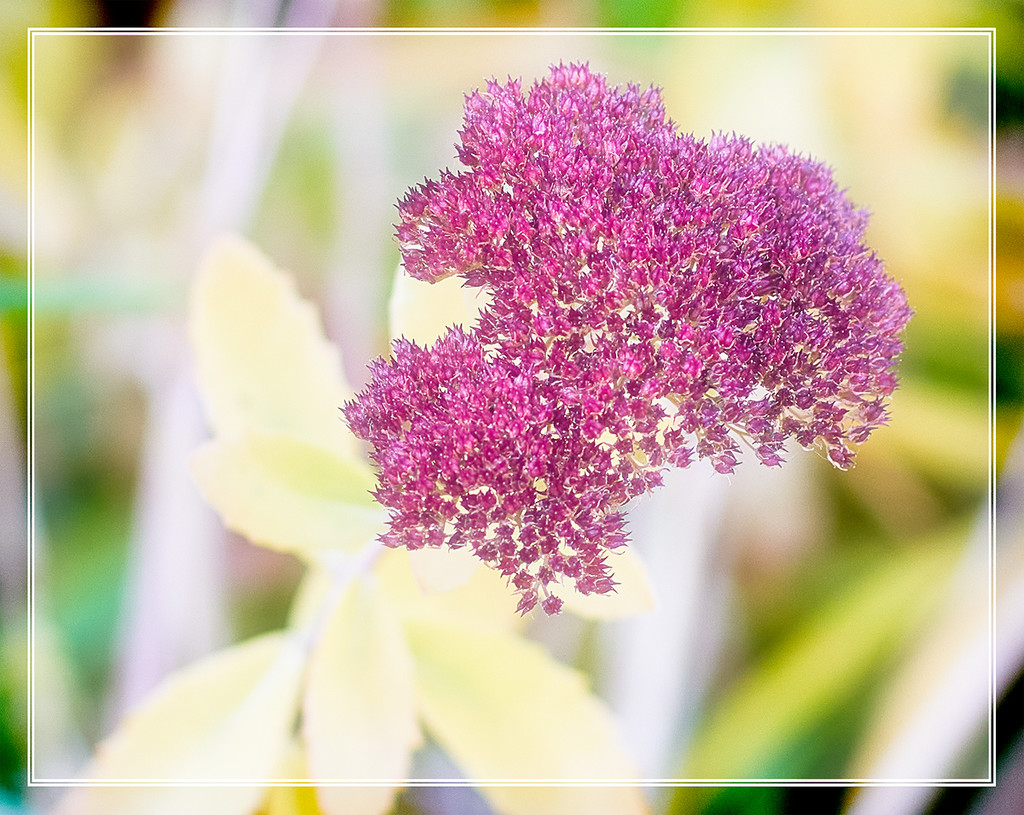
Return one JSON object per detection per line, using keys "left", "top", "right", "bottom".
{"left": 303, "top": 578, "right": 421, "bottom": 815}
{"left": 388, "top": 264, "right": 489, "bottom": 346}
{"left": 675, "top": 534, "right": 961, "bottom": 784}
{"left": 54, "top": 632, "right": 305, "bottom": 815}
{"left": 58, "top": 787, "right": 278, "bottom": 815}
{"left": 288, "top": 566, "right": 334, "bottom": 631}
{"left": 408, "top": 545, "right": 481, "bottom": 594}
{"left": 378, "top": 549, "right": 523, "bottom": 633}
{"left": 405, "top": 618, "right": 647, "bottom": 815}
{"left": 399, "top": 543, "right": 654, "bottom": 623}
{"left": 189, "top": 235, "right": 355, "bottom": 454}
{"left": 560, "top": 546, "right": 656, "bottom": 620}
{"left": 190, "top": 431, "right": 384, "bottom": 558}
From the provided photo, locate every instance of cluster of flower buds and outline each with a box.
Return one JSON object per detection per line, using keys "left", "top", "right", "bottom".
{"left": 345, "top": 63, "right": 911, "bottom": 614}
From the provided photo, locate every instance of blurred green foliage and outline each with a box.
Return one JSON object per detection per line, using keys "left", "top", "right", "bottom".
{"left": 671, "top": 532, "right": 962, "bottom": 811}
{"left": 0, "top": 655, "right": 24, "bottom": 801}
{"left": 595, "top": 0, "right": 682, "bottom": 28}
{"left": 251, "top": 115, "right": 341, "bottom": 265}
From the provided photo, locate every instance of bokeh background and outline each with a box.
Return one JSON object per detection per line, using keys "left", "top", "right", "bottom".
{"left": 2, "top": 1, "right": 1022, "bottom": 814}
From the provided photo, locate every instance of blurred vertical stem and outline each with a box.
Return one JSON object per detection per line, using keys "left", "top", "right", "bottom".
{"left": 111, "top": 10, "right": 337, "bottom": 721}
{"left": 0, "top": 328, "right": 28, "bottom": 788}
{"left": 109, "top": 372, "right": 229, "bottom": 721}
{"left": 190, "top": 1, "right": 335, "bottom": 250}
{"left": 598, "top": 465, "right": 730, "bottom": 780}
{"left": 321, "top": 28, "right": 392, "bottom": 389}
{"left": 0, "top": 329, "right": 24, "bottom": 623}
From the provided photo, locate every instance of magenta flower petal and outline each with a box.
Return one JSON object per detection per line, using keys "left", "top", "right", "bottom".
{"left": 345, "top": 63, "right": 911, "bottom": 614}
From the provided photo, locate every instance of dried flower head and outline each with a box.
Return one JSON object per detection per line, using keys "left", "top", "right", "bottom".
{"left": 345, "top": 63, "right": 911, "bottom": 614}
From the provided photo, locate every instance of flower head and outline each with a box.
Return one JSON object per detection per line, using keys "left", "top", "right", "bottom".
{"left": 345, "top": 63, "right": 911, "bottom": 614}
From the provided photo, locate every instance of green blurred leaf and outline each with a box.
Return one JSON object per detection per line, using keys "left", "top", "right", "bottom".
{"left": 596, "top": 0, "right": 681, "bottom": 27}
{"left": 254, "top": 117, "right": 339, "bottom": 248}
{"left": 48, "top": 515, "right": 126, "bottom": 703}
{"left": 6, "top": 1, "right": 99, "bottom": 193}
{"left": 698, "top": 785, "right": 785, "bottom": 815}
{"left": 844, "top": 525, "right": 1008, "bottom": 784}
{"left": 11, "top": 276, "right": 179, "bottom": 315}
{"left": 190, "top": 431, "right": 383, "bottom": 559}
{"left": 900, "top": 310, "right": 988, "bottom": 395}
{"left": 0, "top": 279, "right": 24, "bottom": 314}
{"left": 0, "top": 628, "right": 26, "bottom": 800}
{"left": 671, "top": 531, "right": 961, "bottom": 797}
{"left": 869, "top": 379, "right": 989, "bottom": 488}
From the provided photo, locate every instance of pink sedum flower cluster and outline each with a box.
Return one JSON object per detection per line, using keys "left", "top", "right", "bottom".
{"left": 345, "top": 63, "right": 911, "bottom": 614}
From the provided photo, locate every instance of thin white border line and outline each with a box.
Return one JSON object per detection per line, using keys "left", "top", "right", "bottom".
{"left": 26, "top": 25, "right": 996, "bottom": 36}
{"left": 988, "top": 25, "right": 998, "bottom": 787}
{"left": 26, "top": 25, "right": 36, "bottom": 788}
{"left": 26, "top": 26, "right": 997, "bottom": 788}
{"left": 27, "top": 777, "right": 996, "bottom": 787}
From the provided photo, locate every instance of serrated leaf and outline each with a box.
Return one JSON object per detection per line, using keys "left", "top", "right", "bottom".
{"left": 53, "top": 632, "right": 305, "bottom": 815}
{"left": 189, "top": 235, "right": 355, "bottom": 454}
{"left": 388, "top": 264, "right": 488, "bottom": 346}
{"left": 405, "top": 618, "right": 647, "bottom": 815}
{"left": 303, "top": 578, "right": 420, "bottom": 815}
{"left": 190, "top": 431, "right": 384, "bottom": 558}
{"left": 560, "top": 546, "right": 656, "bottom": 620}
